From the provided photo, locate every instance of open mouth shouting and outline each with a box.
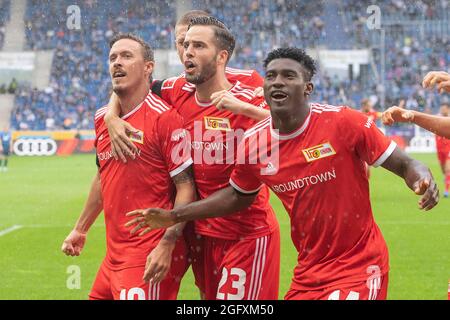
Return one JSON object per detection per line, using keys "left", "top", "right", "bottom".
{"left": 270, "top": 90, "right": 289, "bottom": 103}
{"left": 113, "top": 70, "right": 127, "bottom": 79}
{"left": 184, "top": 60, "right": 196, "bottom": 74}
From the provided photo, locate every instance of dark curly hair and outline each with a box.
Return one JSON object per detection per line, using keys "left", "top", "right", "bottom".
{"left": 264, "top": 47, "right": 317, "bottom": 81}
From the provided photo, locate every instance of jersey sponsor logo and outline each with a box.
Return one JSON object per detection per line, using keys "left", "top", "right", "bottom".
{"left": 98, "top": 148, "right": 141, "bottom": 162}
{"left": 13, "top": 138, "right": 57, "bottom": 156}
{"left": 204, "top": 117, "right": 232, "bottom": 131}
{"left": 171, "top": 129, "right": 187, "bottom": 142}
{"left": 190, "top": 141, "right": 229, "bottom": 151}
{"left": 365, "top": 118, "right": 374, "bottom": 128}
{"left": 257, "top": 101, "right": 267, "bottom": 109}
{"left": 128, "top": 130, "right": 144, "bottom": 144}
{"left": 302, "top": 142, "right": 336, "bottom": 162}
{"left": 271, "top": 169, "right": 337, "bottom": 193}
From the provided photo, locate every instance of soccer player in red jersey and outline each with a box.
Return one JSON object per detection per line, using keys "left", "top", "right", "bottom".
{"left": 434, "top": 104, "right": 450, "bottom": 197}
{"left": 105, "top": 10, "right": 265, "bottom": 162}
{"left": 61, "top": 34, "right": 195, "bottom": 300}
{"left": 123, "top": 17, "right": 280, "bottom": 300}
{"left": 127, "top": 48, "right": 439, "bottom": 300}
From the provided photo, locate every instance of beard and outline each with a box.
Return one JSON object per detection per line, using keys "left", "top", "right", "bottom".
{"left": 185, "top": 58, "right": 217, "bottom": 85}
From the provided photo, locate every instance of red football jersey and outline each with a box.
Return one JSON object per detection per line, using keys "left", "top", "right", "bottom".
{"left": 225, "top": 67, "right": 264, "bottom": 88}
{"left": 435, "top": 134, "right": 450, "bottom": 154}
{"left": 94, "top": 91, "right": 192, "bottom": 270}
{"left": 230, "top": 103, "right": 396, "bottom": 290}
{"left": 160, "top": 75, "right": 277, "bottom": 240}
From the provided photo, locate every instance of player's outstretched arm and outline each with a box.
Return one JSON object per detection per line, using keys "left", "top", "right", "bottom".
{"left": 61, "top": 172, "right": 103, "bottom": 256}
{"left": 104, "top": 92, "right": 138, "bottom": 163}
{"left": 381, "top": 147, "right": 439, "bottom": 211}
{"left": 142, "top": 166, "right": 197, "bottom": 283}
{"left": 211, "top": 90, "right": 270, "bottom": 121}
{"left": 125, "top": 186, "right": 256, "bottom": 232}
{"left": 422, "top": 71, "right": 450, "bottom": 94}
{"left": 382, "top": 106, "right": 450, "bottom": 138}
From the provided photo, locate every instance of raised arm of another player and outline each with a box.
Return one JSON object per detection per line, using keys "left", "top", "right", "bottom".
{"left": 382, "top": 106, "right": 450, "bottom": 138}
{"left": 61, "top": 172, "right": 103, "bottom": 256}
{"left": 422, "top": 71, "right": 450, "bottom": 94}
{"left": 125, "top": 186, "right": 256, "bottom": 232}
{"left": 381, "top": 147, "right": 439, "bottom": 211}
{"left": 211, "top": 90, "right": 270, "bottom": 121}
{"left": 104, "top": 93, "right": 138, "bottom": 163}
{"left": 140, "top": 166, "right": 196, "bottom": 283}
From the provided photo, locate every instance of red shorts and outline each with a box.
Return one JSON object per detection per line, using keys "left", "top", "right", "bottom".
{"left": 89, "top": 239, "right": 189, "bottom": 300}
{"left": 437, "top": 150, "right": 450, "bottom": 167}
{"left": 183, "top": 222, "right": 205, "bottom": 294}
{"left": 203, "top": 230, "right": 280, "bottom": 300}
{"left": 284, "top": 273, "right": 389, "bottom": 300}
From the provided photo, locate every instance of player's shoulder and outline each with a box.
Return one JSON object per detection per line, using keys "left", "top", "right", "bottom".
{"left": 226, "top": 67, "right": 258, "bottom": 78}
{"left": 94, "top": 104, "right": 108, "bottom": 127}
{"left": 243, "top": 116, "right": 272, "bottom": 141}
{"left": 230, "top": 81, "right": 258, "bottom": 102}
{"left": 161, "top": 73, "right": 194, "bottom": 93}
{"left": 310, "top": 103, "right": 349, "bottom": 119}
{"left": 144, "top": 91, "right": 173, "bottom": 116}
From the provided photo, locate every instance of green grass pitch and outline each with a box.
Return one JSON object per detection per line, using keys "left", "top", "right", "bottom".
{"left": 0, "top": 153, "right": 448, "bottom": 300}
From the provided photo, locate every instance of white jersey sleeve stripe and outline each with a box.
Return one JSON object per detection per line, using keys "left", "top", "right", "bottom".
{"left": 147, "top": 94, "right": 170, "bottom": 111}
{"left": 372, "top": 140, "right": 397, "bottom": 167}
{"left": 169, "top": 158, "right": 193, "bottom": 178}
{"left": 229, "top": 178, "right": 262, "bottom": 194}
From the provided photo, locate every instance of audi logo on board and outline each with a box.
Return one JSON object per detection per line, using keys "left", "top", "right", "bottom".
{"left": 13, "top": 138, "right": 58, "bottom": 156}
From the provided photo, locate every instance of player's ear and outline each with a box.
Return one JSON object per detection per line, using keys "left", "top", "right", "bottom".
{"left": 305, "top": 82, "right": 314, "bottom": 97}
{"left": 144, "top": 61, "right": 154, "bottom": 78}
{"left": 217, "top": 50, "right": 228, "bottom": 67}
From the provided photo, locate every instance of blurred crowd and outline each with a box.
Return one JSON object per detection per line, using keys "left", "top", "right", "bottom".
{"left": 11, "top": 0, "right": 175, "bottom": 130}
{"left": 193, "top": 0, "right": 326, "bottom": 71}
{"left": 7, "top": 0, "right": 450, "bottom": 130}
{"left": 0, "top": 0, "right": 10, "bottom": 49}
{"left": 333, "top": 0, "right": 450, "bottom": 111}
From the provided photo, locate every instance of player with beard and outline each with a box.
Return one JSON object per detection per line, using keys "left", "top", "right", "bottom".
{"left": 104, "top": 14, "right": 276, "bottom": 299}
{"left": 104, "top": 10, "right": 267, "bottom": 162}
{"left": 119, "top": 17, "right": 280, "bottom": 300}
{"left": 126, "top": 47, "right": 439, "bottom": 300}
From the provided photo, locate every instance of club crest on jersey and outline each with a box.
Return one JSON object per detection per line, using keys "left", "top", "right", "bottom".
{"left": 127, "top": 130, "right": 144, "bottom": 144}
{"left": 204, "top": 117, "right": 231, "bottom": 131}
{"left": 302, "top": 142, "right": 336, "bottom": 162}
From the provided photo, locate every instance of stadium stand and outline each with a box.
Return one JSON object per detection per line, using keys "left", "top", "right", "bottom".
{"left": 0, "top": 0, "right": 11, "bottom": 50}
{"left": 7, "top": 0, "right": 450, "bottom": 130}
{"left": 11, "top": 0, "right": 176, "bottom": 130}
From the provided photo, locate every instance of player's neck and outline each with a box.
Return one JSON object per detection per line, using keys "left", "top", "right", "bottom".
{"left": 195, "top": 73, "right": 232, "bottom": 103}
{"left": 271, "top": 105, "right": 310, "bottom": 134}
{"left": 117, "top": 84, "right": 150, "bottom": 117}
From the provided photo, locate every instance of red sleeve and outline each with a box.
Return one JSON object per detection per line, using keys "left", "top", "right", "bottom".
{"left": 343, "top": 107, "right": 396, "bottom": 167}
{"left": 250, "top": 70, "right": 264, "bottom": 88}
{"left": 156, "top": 109, "right": 193, "bottom": 177}
{"left": 159, "top": 76, "right": 181, "bottom": 107}
{"left": 249, "top": 95, "right": 269, "bottom": 110}
{"left": 229, "top": 139, "right": 263, "bottom": 193}
{"left": 93, "top": 107, "right": 106, "bottom": 148}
